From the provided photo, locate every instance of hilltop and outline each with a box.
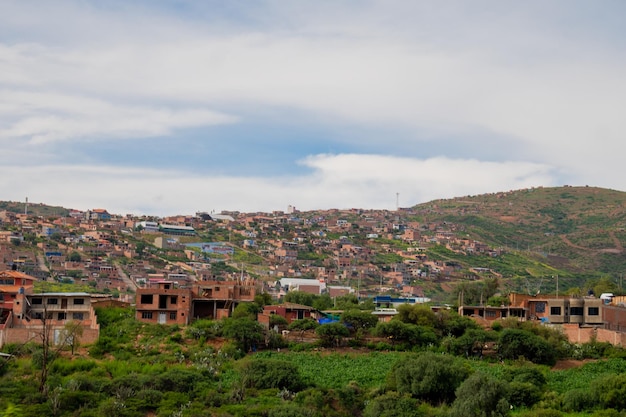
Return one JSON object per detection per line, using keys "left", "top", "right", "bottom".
{"left": 412, "top": 186, "right": 626, "bottom": 271}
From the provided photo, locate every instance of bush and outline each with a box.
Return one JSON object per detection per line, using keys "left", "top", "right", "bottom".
{"left": 591, "top": 410, "right": 626, "bottom": 417}
{"left": 562, "top": 388, "right": 596, "bottom": 412}
{"left": 316, "top": 323, "right": 350, "bottom": 347}
{"left": 240, "top": 358, "right": 307, "bottom": 392}
{"left": 508, "top": 381, "right": 541, "bottom": 408}
{"left": 363, "top": 391, "right": 423, "bottom": 417}
{"left": 268, "top": 403, "right": 316, "bottom": 417}
{"left": 498, "top": 329, "right": 557, "bottom": 366}
{"left": 387, "top": 352, "right": 470, "bottom": 405}
{"left": 449, "top": 372, "right": 510, "bottom": 417}
{"left": 516, "top": 410, "right": 563, "bottom": 417}
{"left": 592, "top": 373, "right": 626, "bottom": 411}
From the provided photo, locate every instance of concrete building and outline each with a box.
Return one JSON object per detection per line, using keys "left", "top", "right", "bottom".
{"left": 135, "top": 281, "right": 193, "bottom": 325}
{"left": 193, "top": 279, "right": 257, "bottom": 320}
{"left": 2, "top": 290, "right": 100, "bottom": 347}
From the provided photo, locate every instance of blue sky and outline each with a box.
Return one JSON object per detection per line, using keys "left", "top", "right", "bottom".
{"left": 1, "top": 1, "right": 626, "bottom": 215}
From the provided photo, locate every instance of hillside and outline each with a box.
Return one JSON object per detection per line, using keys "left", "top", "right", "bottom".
{"left": 2, "top": 186, "right": 626, "bottom": 300}
{"left": 0, "top": 200, "right": 69, "bottom": 217}
{"left": 409, "top": 186, "right": 626, "bottom": 293}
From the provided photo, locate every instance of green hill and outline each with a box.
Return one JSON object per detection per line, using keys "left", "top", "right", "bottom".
{"left": 0, "top": 200, "right": 69, "bottom": 217}
{"left": 410, "top": 186, "right": 626, "bottom": 294}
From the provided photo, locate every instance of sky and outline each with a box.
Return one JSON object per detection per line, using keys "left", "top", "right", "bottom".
{"left": 1, "top": 0, "right": 626, "bottom": 216}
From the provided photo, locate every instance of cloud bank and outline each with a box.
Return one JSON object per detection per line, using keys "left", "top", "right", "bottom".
{"left": 0, "top": 1, "right": 624, "bottom": 214}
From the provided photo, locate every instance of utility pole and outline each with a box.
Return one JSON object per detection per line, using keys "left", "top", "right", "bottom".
{"left": 556, "top": 275, "right": 559, "bottom": 299}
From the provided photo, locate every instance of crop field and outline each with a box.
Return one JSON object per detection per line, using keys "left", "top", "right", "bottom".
{"left": 253, "top": 350, "right": 407, "bottom": 389}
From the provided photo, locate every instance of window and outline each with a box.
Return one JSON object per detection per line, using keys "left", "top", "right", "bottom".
{"left": 535, "top": 302, "right": 546, "bottom": 313}
{"left": 570, "top": 307, "right": 583, "bottom": 316}
{"left": 550, "top": 306, "right": 562, "bottom": 315}
{"left": 169, "top": 312, "right": 177, "bottom": 320}
{"left": 32, "top": 298, "right": 43, "bottom": 304}
{"left": 47, "top": 298, "right": 58, "bottom": 305}
{"left": 34, "top": 312, "right": 43, "bottom": 320}
{"left": 140, "top": 294, "right": 153, "bottom": 304}
{"left": 73, "top": 312, "right": 84, "bottom": 320}
{"left": 73, "top": 298, "right": 85, "bottom": 305}
{"left": 170, "top": 296, "right": 178, "bottom": 304}
{"left": 141, "top": 312, "right": 153, "bottom": 319}
{"left": 486, "top": 310, "right": 496, "bottom": 318}
{"left": 0, "top": 279, "right": 15, "bottom": 285}
{"left": 58, "top": 312, "right": 66, "bottom": 320}
{"left": 588, "top": 307, "right": 600, "bottom": 316}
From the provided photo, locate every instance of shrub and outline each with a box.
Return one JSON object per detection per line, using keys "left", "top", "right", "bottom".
{"left": 592, "top": 373, "right": 626, "bottom": 411}
{"left": 562, "top": 388, "right": 596, "bottom": 412}
{"left": 268, "top": 403, "right": 316, "bottom": 417}
{"left": 239, "top": 358, "right": 307, "bottom": 392}
{"left": 516, "top": 410, "right": 563, "bottom": 417}
{"left": 363, "top": 391, "right": 422, "bottom": 417}
{"left": 449, "top": 372, "right": 510, "bottom": 417}
{"left": 498, "top": 328, "right": 557, "bottom": 366}
{"left": 387, "top": 352, "right": 470, "bottom": 405}
{"left": 508, "top": 381, "right": 541, "bottom": 408}
{"left": 316, "top": 323, "right": 350, "bottom": 348}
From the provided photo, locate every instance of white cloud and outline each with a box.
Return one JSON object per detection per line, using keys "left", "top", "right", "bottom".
{"left": 0, "top": 90, "right": 236, "bottom": 143}
{"left": 0, "top": 154, "right": 555, "bottom": 215}
{"left": 0, "top": 0, "right": 625, "bottom": 212}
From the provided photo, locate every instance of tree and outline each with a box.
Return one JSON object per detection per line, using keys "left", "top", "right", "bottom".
{"left": 454, "top": 278, "right": 500, "bottom": 306}
{"left": 395, "top": 304, "right": 437, "bottom": 327}
{"left": 373, "top": 320, "right": 437, "bottom": 347}
{"left": 334, "top": 294, "right": 360, "bottom": 310}
{"left": 387, "top": 352, "right": 470, "bottom": 405}
{"left": 449, "top": 372, "right": 510, "bottom": 417}
{"left": 288, "top": 318, "right": 319, "bottom": 341}
{"left": 435, "top": 309, "right": 478, "bottom": 337}
{"left": 498, "top": 328, "right": 557, "bottom": 366}
{"left": 254, "top": 292, "right": 272, "bottom": 307}
{"left": 68, "top": 251, "right": 82, "bottom": 262}
{"left": 284, "top": 291, "right": 315, "bottom": 307}
{"left": 340, "top": 309, "right": 378, "bottom": 332}
{"left": 312, "top": 294, "right": 333, "bottom": 310}
{"left": 222, "top": 317, "right": 265, "bottom": 352}
{"left": 135, "top": 241, "right": 147, "bottom": 258}
{"left": 448, "top": 328, "right": 495, "bottom": 358}
{"left": 231, "top": 302, "right": 262, "bottom": 320}
{"left": 316, "top": 323, "right": 349, "bottom": 347}
{"left": 62, "top": 320, "right": 84, "bottom": 355}
{"left": 269, "top": 314, "right": 288, "bottom": 328}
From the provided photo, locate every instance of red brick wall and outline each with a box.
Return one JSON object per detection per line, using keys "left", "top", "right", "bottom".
{"left": 596, "top": 328, "right": 626, "bottom": 346}
{"left": 561, "top": 324, "right": 594, "bottom": 344}
{"left": 603, "top": 305, "right": 626, "bottom": 332}
{"left": 0, "top": 327, "right": 99, "bottom": 348}
{"left": 561, "top": 324, "right": 626, "bottom": 347}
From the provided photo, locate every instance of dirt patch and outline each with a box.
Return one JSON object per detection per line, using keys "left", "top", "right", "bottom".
{"left": 551, "top": 359, "right": 596, "bottom": 370}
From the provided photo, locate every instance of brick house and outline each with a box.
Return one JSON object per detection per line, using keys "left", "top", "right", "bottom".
{"left": 193, "top": 279, "right": 257, "bottom": 320}
{"left": 257, "top": 302, "right": 320, "bottom": 328}
{"left": 1, "top": 289, "right": 100, "bottom": 347}
{"left": 135, "top": 281, "right": 193, "bottom": 325}
{"left": 135, "top": 279, "right": 259, "bottom": 324}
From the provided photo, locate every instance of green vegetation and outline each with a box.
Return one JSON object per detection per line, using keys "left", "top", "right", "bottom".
{"left": 2, "top": 303, "right": 626, "bottom": 416}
